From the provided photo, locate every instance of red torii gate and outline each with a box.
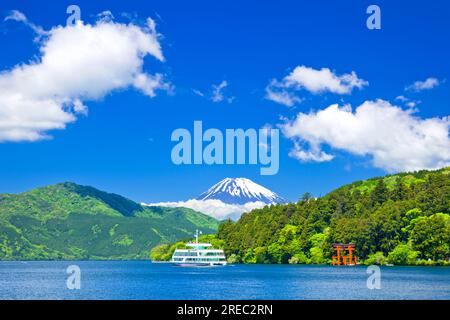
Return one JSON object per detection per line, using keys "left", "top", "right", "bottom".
{"left": 332, "top": 243, "right": 357, "bottom": 266}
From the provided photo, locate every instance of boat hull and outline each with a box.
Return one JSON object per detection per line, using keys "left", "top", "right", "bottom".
{"left": 171, "top": 240, "right": 227, "bottom": 267}
{"left": 171, "top": 261, "right": 227, "bottom": 267}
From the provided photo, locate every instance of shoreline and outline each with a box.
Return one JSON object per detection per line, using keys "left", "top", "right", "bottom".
{"left": 1, "top": 259, "right": 449, "bottom": 267}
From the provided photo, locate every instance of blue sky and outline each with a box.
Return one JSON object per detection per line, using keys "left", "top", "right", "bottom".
{"left": 0, "top": 0, "right": 449, "bottom": 203}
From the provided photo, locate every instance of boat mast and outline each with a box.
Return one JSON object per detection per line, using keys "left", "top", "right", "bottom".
{"left": 194, "top": 229, "right": 202, "bottom": 246}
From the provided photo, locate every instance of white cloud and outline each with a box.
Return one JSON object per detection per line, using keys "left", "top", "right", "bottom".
{"left": 265, "top": 80, "right": 302, "bottom": 107}
{"left": 395, "top": 95, "right": 420, "bottom": 109}
{"left": 192, "top": 89, "right": 205, "bottom": 97}
{"left": 266, "top": 65, "right": 367, "bottom": 106}
{"left": 4, "top": 9, "right": 47, "bottom": 39}
{"left": 406, "top": 101, "right": 419, "bottom": 108}
{"left": 192, "top": 81, "right": 234, "bottom": 103}
{"left": 142, "top": 199, "right": 268, "bottom": 221}
{"left": 72, "top": 99, "right": 88, "bottom": 115}
{"left": 211, "top": 80, "right": 227, "bottom": 102}
{"left": 406, "top": 77, "right": 440, "bottom": 91}
{"left": 285, "top": 66, "right": 368, "bottom": 94}
{"left": 395, "top": 95, "right": 408, "bottom": 102}
{"left": 280, "top": 100, "right": 450, "bottom": 172}
{"left": 133, "top": 73, "right": 172, "bottom": 97}
{"left": 211, "top": 80, "right": 234, "bottom": 103}
{"left": 288, "top": 142, "right": 334, "bottom": 162}
{"left": 5, "top": 10, "right": 27, "bottom": 22}
{"left": 0, "top": 11, "right": 169, "bottom": 142}
{"left": 96, "top": 11, "right": 114, "bottom": 22}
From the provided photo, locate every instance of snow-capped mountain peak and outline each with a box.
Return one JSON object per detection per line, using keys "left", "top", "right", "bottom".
{"left": 196, "top": 177, "right": 286, "bottom": 205}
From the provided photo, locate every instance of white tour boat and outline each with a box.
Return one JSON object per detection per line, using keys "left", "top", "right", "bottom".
{"left": 170, "top": 230, "right": 227, "bottom": 266}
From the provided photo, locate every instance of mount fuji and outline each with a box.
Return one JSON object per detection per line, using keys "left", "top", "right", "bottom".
{"left": 196, "top": 178, "right": 286, "bottom": 205}
{"left": 143, "top": 178, "right": 286, "bottom": 221}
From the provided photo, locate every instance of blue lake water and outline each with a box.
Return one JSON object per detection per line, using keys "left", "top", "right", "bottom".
{"left": 0, "top": 261, "right": 449, "bottom": 300}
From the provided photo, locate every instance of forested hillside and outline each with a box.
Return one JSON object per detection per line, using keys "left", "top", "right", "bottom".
{"left": 216, "top": 168, "right": 450, "bottom": 265}
{"left": 0, "top": 182, "right": 219, "bottom": 260}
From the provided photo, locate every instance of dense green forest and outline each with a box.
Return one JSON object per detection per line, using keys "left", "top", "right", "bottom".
{"left": 0, "top": 182, "right": 219, "bottom": 260}
{"left": 153, "top": 168, "right": 450, "bottom": 266}
{"left": 216, "top": 168, "right": 450, "bottom": 265}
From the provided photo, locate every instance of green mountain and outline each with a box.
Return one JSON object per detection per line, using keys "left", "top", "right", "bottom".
{"left": 216, "top": 167, "right": 450, "bottom": 265}
{"left": 0, "top": 182, "right": 219, "bottom": 260}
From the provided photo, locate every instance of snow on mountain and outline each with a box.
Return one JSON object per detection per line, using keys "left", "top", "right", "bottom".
{"left": 196, "top": 178, "right": 286, "bottom": 205}
{"left": 142, "top": 178, "right": 286, "bottom": 221}
{"left": 142, "top": 199, "right": 266, "bottom": 221}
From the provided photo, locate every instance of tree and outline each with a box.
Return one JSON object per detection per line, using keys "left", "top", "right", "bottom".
{"left": 391, "top": 181, "right": 409, "bottom": 201}
{"left": 365, "top": 252, "right": 387, "bottom": 265}
{"left": 227, "top": 253, "right": 241, "bottom": 264}
{"left": 387, "top": 243, "right": 419, "bottom": 265}
{"left": 371, "top": 179, "right": 389, "bottom": 206}
{"left": 300, "top": 192, "right": 313, "bottom": 203}
{"left": 243, "top": 249, "right": 256, "bottom": 264}
{"left": 409, "top": 213, "right": 450, "bottom": 260}
{"left": 308, "top": 233, "right": 327, "bottom": 264}
{"left": 150, "top": 241, "right": 187, "bottom": 261}
{"left": 254, "top": 246, "right": 269, "bottom": 264}
{"left": 150, "top": 244, "right": 169, "bottom": 261}
{"left": 288, "top": 252, "right": 310, "bottom": 264}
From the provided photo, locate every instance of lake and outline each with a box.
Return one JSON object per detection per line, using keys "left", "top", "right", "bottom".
{"left": 0, "top": 261, "right": 449, "bottom": 300}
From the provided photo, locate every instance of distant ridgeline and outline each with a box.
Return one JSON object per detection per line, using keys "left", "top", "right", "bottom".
{"left": 0, "top": 182, "right": 219, "bottom": 260}
{"left": 214, "top": 167, "right": 450, "bottom": 266}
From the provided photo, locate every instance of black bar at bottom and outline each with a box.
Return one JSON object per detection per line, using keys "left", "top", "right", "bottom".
{"left": 0, "top": 300, "right": 448, "bottom": 318}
